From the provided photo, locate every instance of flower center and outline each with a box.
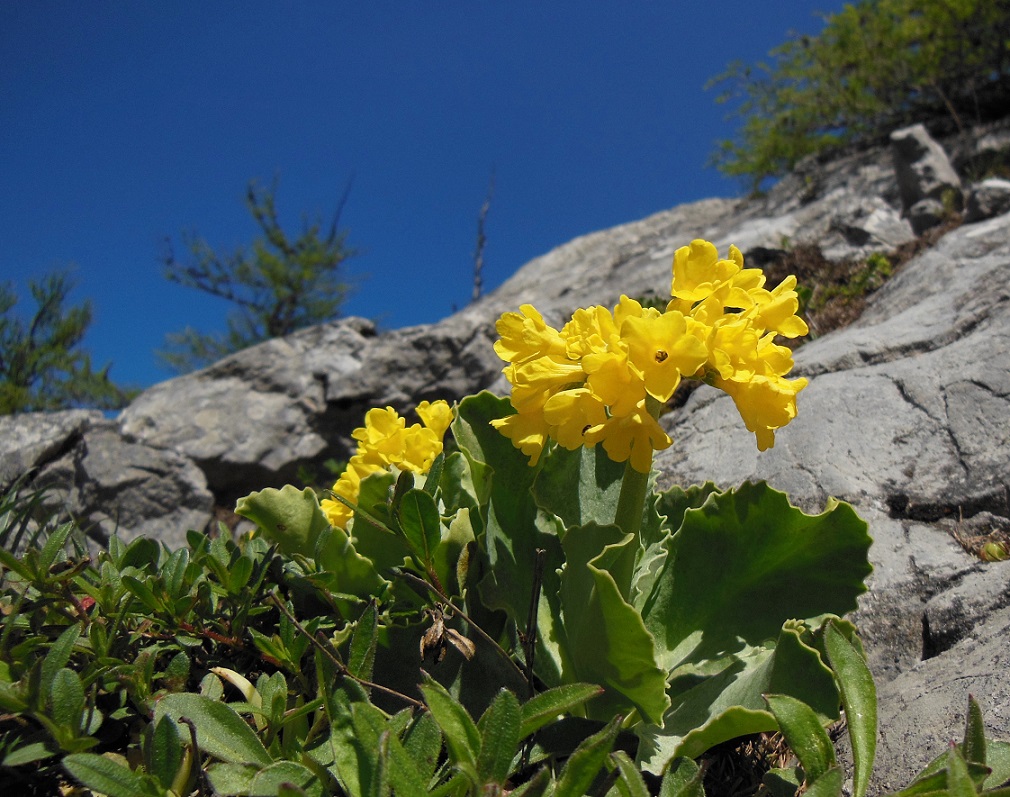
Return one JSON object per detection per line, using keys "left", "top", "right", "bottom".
{"left": 655, "top": 350, "right": 669, "bottom": 363}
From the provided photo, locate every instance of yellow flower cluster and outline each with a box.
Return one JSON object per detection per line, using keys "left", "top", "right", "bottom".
{"left": 321, "top": 400, "right": 454, "bottom": 529}
{"left": 492, "top": 239, "right": 809, "bottom": 471}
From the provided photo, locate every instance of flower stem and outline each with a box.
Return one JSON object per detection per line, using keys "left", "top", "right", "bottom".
{"left": 610, "top": 396, "right": 661, "bottom": 599}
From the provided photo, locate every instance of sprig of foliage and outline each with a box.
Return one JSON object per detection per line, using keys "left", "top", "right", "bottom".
{"left": 0, "top": 271, "right": 135, "bottom": 415}
{"left": 159, "top": 178, "right": 359, "bottom": 374}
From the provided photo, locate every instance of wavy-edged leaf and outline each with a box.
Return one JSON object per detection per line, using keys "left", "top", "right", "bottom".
{"left": 559, "top": 521, "right": 669, "bottom": 724}
{"left": 532, "top": 444, "right": 625, "bottom": 531}
{"left": 235, "top": 485, "right": 331, "bottom": 559}
{"left": 639, "top": 618, "right": 840, "bottom": 770}
{"left": 348, "top": 602, "right": 378, "bottom": 681}
{"left": 642, "top": 483, "right": 872, "bottom": 671}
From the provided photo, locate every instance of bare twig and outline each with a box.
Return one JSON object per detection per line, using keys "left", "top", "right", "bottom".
{"left": 471, "top": 169, "right": 495, "bottom": 303}
{"left": 523, "top": 549, "right": 547, "bottom": 699}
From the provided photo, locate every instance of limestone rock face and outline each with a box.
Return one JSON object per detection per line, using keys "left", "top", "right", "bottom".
{"left": 965, "top": 176, "right": 1010, "bottom": 223}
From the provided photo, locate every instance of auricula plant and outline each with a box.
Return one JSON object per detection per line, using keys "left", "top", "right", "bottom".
{"left": 238, "top": 238, "right": 873, "bottom": 775}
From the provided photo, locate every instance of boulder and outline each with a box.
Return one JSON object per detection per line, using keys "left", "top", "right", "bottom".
{"left": 965, "top": 177, "right": 1010, "bottom": 223}
{"left": 0, "top": 410, "right": 213, "bottom": 550}
{"left": 890, "top": 124, "right": 963, "bottom": 230}
{"left": 657, "top": 211, "right": 1010, "bottom": 786}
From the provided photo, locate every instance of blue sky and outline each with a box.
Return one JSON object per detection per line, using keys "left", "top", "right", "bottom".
{"left": 1, "top": 2, "right": 846, "bottom": 391}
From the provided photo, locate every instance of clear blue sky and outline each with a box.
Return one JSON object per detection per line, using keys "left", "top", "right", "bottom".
{"left": 1, "top": 2, "right": 846, "bottom": 391}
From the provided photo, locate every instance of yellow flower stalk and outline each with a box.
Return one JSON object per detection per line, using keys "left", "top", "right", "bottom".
{"left": 321, "top": 399, "right": 453, "bottom": 529}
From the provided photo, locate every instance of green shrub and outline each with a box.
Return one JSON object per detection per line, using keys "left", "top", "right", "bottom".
{"left": 709, "top": 0, "right": 1010, "bottom": 189}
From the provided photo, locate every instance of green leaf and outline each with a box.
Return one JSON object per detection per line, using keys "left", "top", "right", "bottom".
{"left": 38, "top": 520, "right": 73, "bottom": 573}
{"left": 803, "top": 766, "right": 843, "bottom": 797}
{"left": 50, "top": 667, "right": 85, "bottom": 733}
{"left": 348, "top": 471, "right": 413, "bottom": 571}
{"left": 532, "top": 444, "right": 625, "bottom": 530}
{"left": 402, "top": 710, "right": 442, "bottom": 788}
{"left": 453, "top": 392, "right": 566, "bottom": 684}
{"left": 611, "top": 750, "right": 651, "bottom": 797}
{"left": 396, "top": 489, "right": 442, "bottom": 567}
{"left": 554, "top": 715, "right": 621, "bottom": 797}
{"left": 640, "top": 618, "right": 840, "bottom": 769}
{"left": 558, "top": 522, "right": 670, "bottom": 724}
{"left": 519, "top": 683, "right": 604, "bottom": 738}
{"left": 155, "top": 692, "right": 273, "bottom": 767}
{"left": 642, "top": 483, "right": 872, "bottom": 671}
{"left": 824, "top": 621, "right": 876, "bottom": 797}
{"left": 145, "top": 715, "right": 183, "bottom": 792}
{"left": 2, "top": 741, "right": 55, "bottom": 767}
{"left": 764, "top": 693, "right": 836, "bottom": 783}
{"left": 314, "top": 525, "right": 388, "bottom": 600}
{"left": 946, "top": 745, "right": 980, "bottom": 797}
{"left": 378, "top": 726, "right": 429, "bottom": 797}
{"left": 985, "top": 741, "right": 1010, "bottom": 789}
{"left": 659, "top": 757, "right": 705, "bottom": 797}
{"left": 235, "top": 485, "right": 332, "bottom": 559}
{"left": 63, "top": 753, "right": 158, "bottom": 797}
{"left": 423, "top": 451, "right": 445, "bottom": 496}
{"left": 41, "top": 623, "right": 82, "bottom": 695}
{"left": 477, "top": 689, "right": 521, "bottom": 786}
{"left": 347, "top": 602, "right": 378, "bottom": 681}
{"left": 963, "top": 694, "right": 987, "bottom": 766}
{"left": 121, "top": 575, "right": 164, "bottom": 615}
{"left": 420, "top": 674, "right": 480, "bottom": 770}
{"left": 249, "top": 761, "right": 322, "bottom": 797}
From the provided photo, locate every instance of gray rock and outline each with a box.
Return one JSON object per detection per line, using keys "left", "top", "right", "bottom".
{"left": 965, "top": 177, "right": 1010, "bottom": 223}
{"left": 32, "top": 422, "right": 214, "bottom": 549}
{"left": 923, "top": 560, "right": 1010, "bottom": 657}
{"left": 841, "top": 604, "right": 1010, "bottom": 795}
{"left": 0, "top": 409, "right": 102, "bottom": 492}
{"left": 891, "top": 124, "right": 963, "bottom": 224}
{"left": 908, "top": 197, "right": 947, "bottom": 235}
{"left": 0, "top": 410, "right": 213, "bottom": 549}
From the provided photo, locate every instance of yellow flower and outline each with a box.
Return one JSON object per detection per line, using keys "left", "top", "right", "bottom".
{"left": 491, "top": 239, "right": 810, "bottom": 468}
{"left": 490, "top": 409, "right": 551, "bottom": 466}
{"left": 715, "top": 372, "right": 808, "bottom": 451}
{"left": 582, "top": 337, "right": 646, "bottom": 417}
{"left": 506, "top": 356, "right": 586, "bottom": 414}
{"left": 620, "top": 311, "right": 709, "bottom": 402}
{"left": 542, "top": 387, "right": 608, "bottom": 450}
{"left": 323, "top": 400, "right": 454, "bottom": 529}
{"left": 584, "top": 399, "right": 672, "bottom": 473}
{"left": 494, "top": 304, "right": 567, "bottom": 364}
{"left": 743, "top": 275, "right": 809, "bottom": 338}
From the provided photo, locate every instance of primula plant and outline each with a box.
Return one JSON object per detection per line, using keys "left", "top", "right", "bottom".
{"left": 5, "top": 239, "right": 1009, "bottom": 796}
{"left": 235, "top": 240, "right": 872, "bottom": 770}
